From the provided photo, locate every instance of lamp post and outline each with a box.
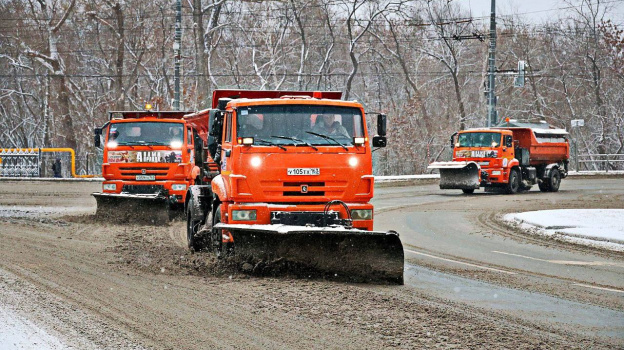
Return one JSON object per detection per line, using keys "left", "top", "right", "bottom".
{"left": 571, "top": 119, "right": 584, "bottom": 171}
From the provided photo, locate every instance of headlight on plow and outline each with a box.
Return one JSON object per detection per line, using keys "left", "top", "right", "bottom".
{"left": 232, "top": 210, "right": 257, "bottom": 221}
{"left": 351, "top": 209, "right": 373, "bottom": 220}
{"left": 103, "top": 184, "right": 116, "bottom": 191}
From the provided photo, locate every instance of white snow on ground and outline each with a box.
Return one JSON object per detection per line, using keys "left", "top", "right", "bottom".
{"left": 504, "top": 209, "right": 624, "bottom": 252}
{"left": 0, "top": 305, "right": 66, "bottom": 350}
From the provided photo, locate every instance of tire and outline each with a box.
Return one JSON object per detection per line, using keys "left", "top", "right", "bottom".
{"left": 462, "top": 189, "right": 475, "bottom": 194}
{"left": 538, "top": 181, "right": 550, "bottom": 192}
{"left": 549, "top": 168, "right": 561, "bottom": 192}
{"left": 211, "top": 205, "right": 233, "bottom": 258}
{"left": 186, "top": 198, "right": 204, "bottom": 251}
{"left": 506, "top": 169, "right": 520, "bottom": 194}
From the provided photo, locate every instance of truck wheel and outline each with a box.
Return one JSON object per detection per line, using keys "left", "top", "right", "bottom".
{"left": 462, "top": 189, "right": 475, "bottom": 194}
{"left": 549, "top": 168, "right": 561, "bottom": 192}
{"left": 538, "top": 181, "right": 550, "bottom": 192}
{"left": 186, "top": 198, "right": 204, "bottom": 251}
{"left": 211, "top": 205, "right": 233, "bottom": 258}
{"left": 506, "top": 169, "right": 520, "bottom": 194}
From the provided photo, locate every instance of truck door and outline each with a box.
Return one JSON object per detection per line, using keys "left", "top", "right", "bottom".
{"left": 502, "top": 134, "right": 515, "bottom": 166}
{"left": 187, "top": 126, "right": 193, "bottom": 163}
{"left": 221, "top": 111, "right": 234, "bottom": 173}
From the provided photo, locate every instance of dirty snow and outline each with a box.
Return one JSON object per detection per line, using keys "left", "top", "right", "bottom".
{"left": 0, "top": 205, "right": 91, "bottom": 219}
{"left": 0, "top": 305, "right": 66, "bottom": 350}
{"left": 504, "top": 209, "right": 624, "bottom": 252}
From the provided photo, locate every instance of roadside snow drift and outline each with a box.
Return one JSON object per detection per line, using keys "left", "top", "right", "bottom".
{"left": 504, "top": 209, "right": 624, "bottom": 252}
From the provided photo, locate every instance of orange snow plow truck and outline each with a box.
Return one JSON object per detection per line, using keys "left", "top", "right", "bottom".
{"left": 183, "top": 90, "right": 404, "bottom": 284}
{"left": 429, "top": 123, "right": 570, "bottom": 194}
{"left": 92, "top": 109, "right": 200, "bottom": 223}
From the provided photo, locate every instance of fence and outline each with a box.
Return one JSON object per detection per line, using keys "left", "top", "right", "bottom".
{"left": 576, "top": 154, "right": 624, "bottom": 172}
{"left": 0, "top": 148, "right": 100, "bottom": 178}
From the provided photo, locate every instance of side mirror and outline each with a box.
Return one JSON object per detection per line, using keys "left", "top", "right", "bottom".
{"left": 450, "top": 132, "right": 458, "bottom": 148}
{"left": 372, "top": 136, "right": 386, "bottom": 147}
{"left": 377, "top": 114, "right": 387, "bottom": 137}
{"left": 505, "top": 135, "right": 513, "bottom": 148}
{"left": 94, "top": 128, "right": 102, "bottom": 148}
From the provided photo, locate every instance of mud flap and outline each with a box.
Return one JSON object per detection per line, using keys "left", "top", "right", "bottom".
{"left": 428, "top": 161, "right": 481, "bottom": 190}
{"left": 215, "top": 224, "right": 404, "bottom": 285}
{"left": 92, "top": 192, "right": 170, "bottom": 225}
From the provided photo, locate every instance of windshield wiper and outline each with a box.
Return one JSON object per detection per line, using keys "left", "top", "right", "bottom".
{"left": 305, "top": 132, "right": 348, "bottom": 151}
{"left": 255, "top": 139, "right": 287, "bottom": 151}
{"left": 118, "top": 141, "right": 153, "bottom": 149}
{"left": 270, "top": 135, "right": 318, "bottom": 151}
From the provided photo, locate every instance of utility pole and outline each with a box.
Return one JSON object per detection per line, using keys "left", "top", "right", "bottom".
{"left": 486, "top": 0, "right": 497, "bottom": 127}
{"left": 173, "top": 0, "right": 182, "bottom": 110}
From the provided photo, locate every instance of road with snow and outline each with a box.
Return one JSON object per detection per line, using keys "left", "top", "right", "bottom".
{"left": 0, "top": 177, "right": 621, "bottom": 349}
{"left": 374, "top": 177, "right": 624, "bottom": 339}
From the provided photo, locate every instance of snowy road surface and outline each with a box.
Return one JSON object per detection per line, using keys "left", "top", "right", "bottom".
{"left": 0, "top": 177, "right": 622, "bottom": 349}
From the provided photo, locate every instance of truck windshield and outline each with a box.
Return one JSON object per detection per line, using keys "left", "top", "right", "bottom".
{"left": 108, "top": 122, "right": 184, "bottom": 146}
{"left": 236, "top": 104, "right": 364, "bottom": 146}
{"left": 458, "top": 132, "right": 502, "bottom": 148}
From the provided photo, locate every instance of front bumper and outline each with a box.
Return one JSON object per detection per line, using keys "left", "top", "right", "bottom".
{"left": 101, "top": 180, "right": 188, "bottom": 204}
{"left": 480, "top": 167, "right": 505, "bottom": 185}
{"left": 226, "top": 202, "right": 374, "bottom": 231}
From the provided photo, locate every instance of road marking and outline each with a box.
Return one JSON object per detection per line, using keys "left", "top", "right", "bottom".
{"left": 405, "top": 249, "right": 516, "bottom": 275}
{"left": 572, "top": 283, "right": 624, "bottom": 294}
{"left": 491, "top": 251, "right": 624, "bottom": 268}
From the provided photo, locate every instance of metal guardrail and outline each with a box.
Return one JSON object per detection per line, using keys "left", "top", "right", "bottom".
{"left": 577, "top": 154, "right": 624, "bottom": 172}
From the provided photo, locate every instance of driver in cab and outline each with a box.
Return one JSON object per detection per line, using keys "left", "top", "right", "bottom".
{"left": 312, "top": 114, "right": 348, "bottom": 137}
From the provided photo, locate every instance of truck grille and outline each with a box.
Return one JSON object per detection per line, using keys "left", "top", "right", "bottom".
{"left": 283, "top": 182, "right": 325, "bottom": 196}
{"left": 122, "top": 184, "right": 165, "bottom": 195}
{"left": 119, "top": 165, "right": 169, "bottom": 177}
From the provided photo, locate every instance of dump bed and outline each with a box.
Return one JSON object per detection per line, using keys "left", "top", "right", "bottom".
{"left": 507, "top": 128, "right": 569, "bottom": 165}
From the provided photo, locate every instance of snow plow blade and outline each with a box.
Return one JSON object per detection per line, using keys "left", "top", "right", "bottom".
{"left": 215, "top": 224, "right": 404, "bottom": 285}
{"left": 92, "top": 192, "right": 170, "bottom": 225}
{"left": 428, "top": 161, "right": 481, "bottom": 190}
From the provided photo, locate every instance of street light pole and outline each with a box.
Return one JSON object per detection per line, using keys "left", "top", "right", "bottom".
{"left": 173, "top": 0, "right": 182, "bottom": 110}
{"left": 486, "top": 0, "right": 497, "bottom": 127}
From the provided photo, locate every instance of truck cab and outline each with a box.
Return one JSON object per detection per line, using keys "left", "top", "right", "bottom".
{"left": 453, "top": 128, "right": 515, "bottom": 186}
{"left": 94, "top": 110, "right": 198, "bottom": 209}
{"left": 185, "top": 91, "right": 386, "bottom": 232}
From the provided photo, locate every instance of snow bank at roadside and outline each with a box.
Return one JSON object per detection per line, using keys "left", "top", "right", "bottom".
{"left": 504, "top": 209, "right": 624, "bottom": 252}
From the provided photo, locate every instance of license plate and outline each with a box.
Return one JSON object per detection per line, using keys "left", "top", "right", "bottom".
{"left": 287, "top": 168, "right": 320, "bottom": 176}
{"left": 135, "top": 175, "right": 155, "bottom": 181}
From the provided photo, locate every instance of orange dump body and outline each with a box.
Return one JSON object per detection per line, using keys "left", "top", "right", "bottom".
{"left": 503, "top": 128, "right": 570, "bottom": 165}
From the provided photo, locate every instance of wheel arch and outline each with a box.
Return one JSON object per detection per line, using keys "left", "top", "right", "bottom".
{"left": 543, "top": 163, "right": 561, "bottom": 179}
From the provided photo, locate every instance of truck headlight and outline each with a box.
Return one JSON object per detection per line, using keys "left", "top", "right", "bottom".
{"left": 171, "top": 184, "right": 187, "bottom": 191}
{"left": 351, "top": 209, "right": 372, "bottom": 220}
{"left": 103, "top": 183, "right": 116, "bottom": 191}
{"left": 491, "top": 170, "right": 501, "bottom": 175}
{"left": 232, "top": 210, "right": 257, "bottom": 221}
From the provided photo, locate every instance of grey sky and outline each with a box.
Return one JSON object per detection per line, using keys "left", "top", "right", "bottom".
{"left": 460, "top": 0, "right": 624, "bottom": 24}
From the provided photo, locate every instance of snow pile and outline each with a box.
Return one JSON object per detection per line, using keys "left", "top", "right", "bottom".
{"left": 504, "top": 209, "right": 624, "bottom": 252}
